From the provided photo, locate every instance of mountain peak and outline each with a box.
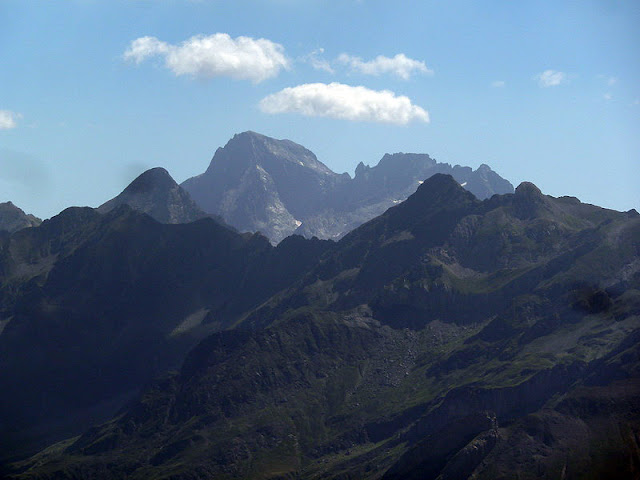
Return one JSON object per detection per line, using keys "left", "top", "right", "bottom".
{"left": 182, "top": 132, "right": 345, "bottom": 243}
{"left": 381, "top": 173, "right": 478, "bottom": 230}
{"left": 414, "top": 173, "right": 473, "bottom": 200}
{"left": 232, "top": 130, "right": 270, "bottom": 142}
{"left": 99, "top": 167, "right": 208, "bottom": 224}
{"left": 510, "top": 181, "right": 555, "bottom": 220}
{"left": 124, "top": 167, "right": 175, "bottom": 194}
{"left": 0, "top": 201, "right": 42, "bottom": 233}
{"left": 515, "top": 181, "right": 543, "bottom": 197}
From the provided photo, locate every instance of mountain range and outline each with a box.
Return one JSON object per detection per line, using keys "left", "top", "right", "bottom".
{"left": 0, "top": 134, "right": 638, "bottom": 479}
{"left": 181, "top": 131, "right": 514, "bottom": 243}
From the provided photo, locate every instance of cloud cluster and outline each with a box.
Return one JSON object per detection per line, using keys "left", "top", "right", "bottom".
{"left": 337, "top": 53, "right": 432, "bottom": 80}
{"left": 259, "top": 82, "right": 429, "bottom": 125}
{"left": 123, "top": 34, "right": 433, "bottom": 125}
{"left": 491, "top": 80, "right": 505, "bottom": 88}
{"left": 536, "top": 70, "right": 566, "bottom": 87}
{"left": 0, "top": 110, "right": 20, "bottom": 130}
{"left": 124, "top": 33, "right": 289, "bottom": 83}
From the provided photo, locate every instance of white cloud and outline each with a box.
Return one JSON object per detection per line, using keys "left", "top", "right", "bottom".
{"left": 337, "top": 53, "right": 433, "bottom": 80}
{"left": 603, "top": 92, "right": 612, "bottom": 101}
{"left": 259, "top": 82, "right": 429, "bottom": 125}
{"left": 536, "top": 70, "right": 567, "bottom": 87}
{"left": 124, "top": 33, "right": 289, "bottom": 83}
{"left": 303, "top": 48, "right": 334, "bottom": 74}
{"left": 491, "top": 80, "right": 505, "bottom": 88}
{"left": 0, "top": 110, "right": 21, "bottom": 130}
{"left": 123, "top": 36, "right": 170, "bottom": 63}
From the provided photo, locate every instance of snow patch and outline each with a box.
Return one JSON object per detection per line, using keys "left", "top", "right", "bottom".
{"left": 460, "top": 182, "right": 467, "bottom": 187}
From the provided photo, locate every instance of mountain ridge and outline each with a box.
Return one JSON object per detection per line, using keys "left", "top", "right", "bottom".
{"left": 10, "top": 174, "right": 637, "bottom": 479}
{"left": 0, "top": 203, "right": 332, "bottom": 463}
{"left": 181, "top": 131, "right": 514, "bottom": 243}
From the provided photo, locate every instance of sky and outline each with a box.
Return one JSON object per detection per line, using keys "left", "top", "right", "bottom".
{"left": 1, "top": 0, "right": 639, "bottom": 220}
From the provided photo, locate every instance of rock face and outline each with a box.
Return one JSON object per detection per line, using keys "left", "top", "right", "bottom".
{"left": 0, "top": 202, "right": 41, "bottom": 233}
{"left": 98, "top": 167, "right": 209, "bottom": 224}
{"left": 182, "top": 132, "right": 514, "bottom": 243}
{"left": 9, "top": 175, "right": 639, "bottom": 480}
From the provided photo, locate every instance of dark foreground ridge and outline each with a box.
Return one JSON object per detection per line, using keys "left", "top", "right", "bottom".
{"left": 5, "top": 174, "right": 639, "bottom": 479}
{"left": 0, "top": 205, "right": 332, "bottom": 465}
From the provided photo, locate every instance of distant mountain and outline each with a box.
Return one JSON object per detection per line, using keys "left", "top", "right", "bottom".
{"left": 182, "top": 132, "right": 514, "bottom": 243}
{"left": 13, "top": 175, "right": 639, "bottom": 479}
{"left": 295, "top": 154, "right": 514, "bottom": 240}
{"left": 98, "top": 167, "right": 209, "bottom": 224}
{"left": 182, "top": 131, "right": 348, "bottom": 243}
{"left": 0, "top": 201, "right": 41, "bottom": 233}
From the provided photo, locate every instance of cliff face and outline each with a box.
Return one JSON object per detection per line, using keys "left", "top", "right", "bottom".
{"left": 10, "top": 175, "right": 639, "bottom": 479}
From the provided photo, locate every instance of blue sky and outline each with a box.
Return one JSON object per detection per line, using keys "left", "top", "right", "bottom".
{"left": 1, "top": 0, "right": 639, "bottom": 219}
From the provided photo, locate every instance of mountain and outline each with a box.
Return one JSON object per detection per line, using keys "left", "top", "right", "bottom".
{"left": 182, "top": 131, "right": 348, "bottom": 243}
{"left": 11, "top": 175, "right": 639, "bottom": 479}
{"left": 98, "top": 167, "right": 210, "bottom": 224}
{"left": 181, "top": 132, "right": 514, "bottom": 243}
{"left": 0, "top": 201, "right": 41, "bottom": 233}
{"left": 0, "top": 205, "right": 331, "bottom": 464}
{"left": 294, "top": 154, "right": 513, "bottom": 240}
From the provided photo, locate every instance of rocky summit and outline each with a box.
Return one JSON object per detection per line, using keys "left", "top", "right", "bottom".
{"left": 7, "top": 174, "right": 639, "bottom": 480}
{"left": 181, "top": 131, "right": 348, "bottom": 244}
{"left": 181, "top": 132, "right": 514, "bottom": 243}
